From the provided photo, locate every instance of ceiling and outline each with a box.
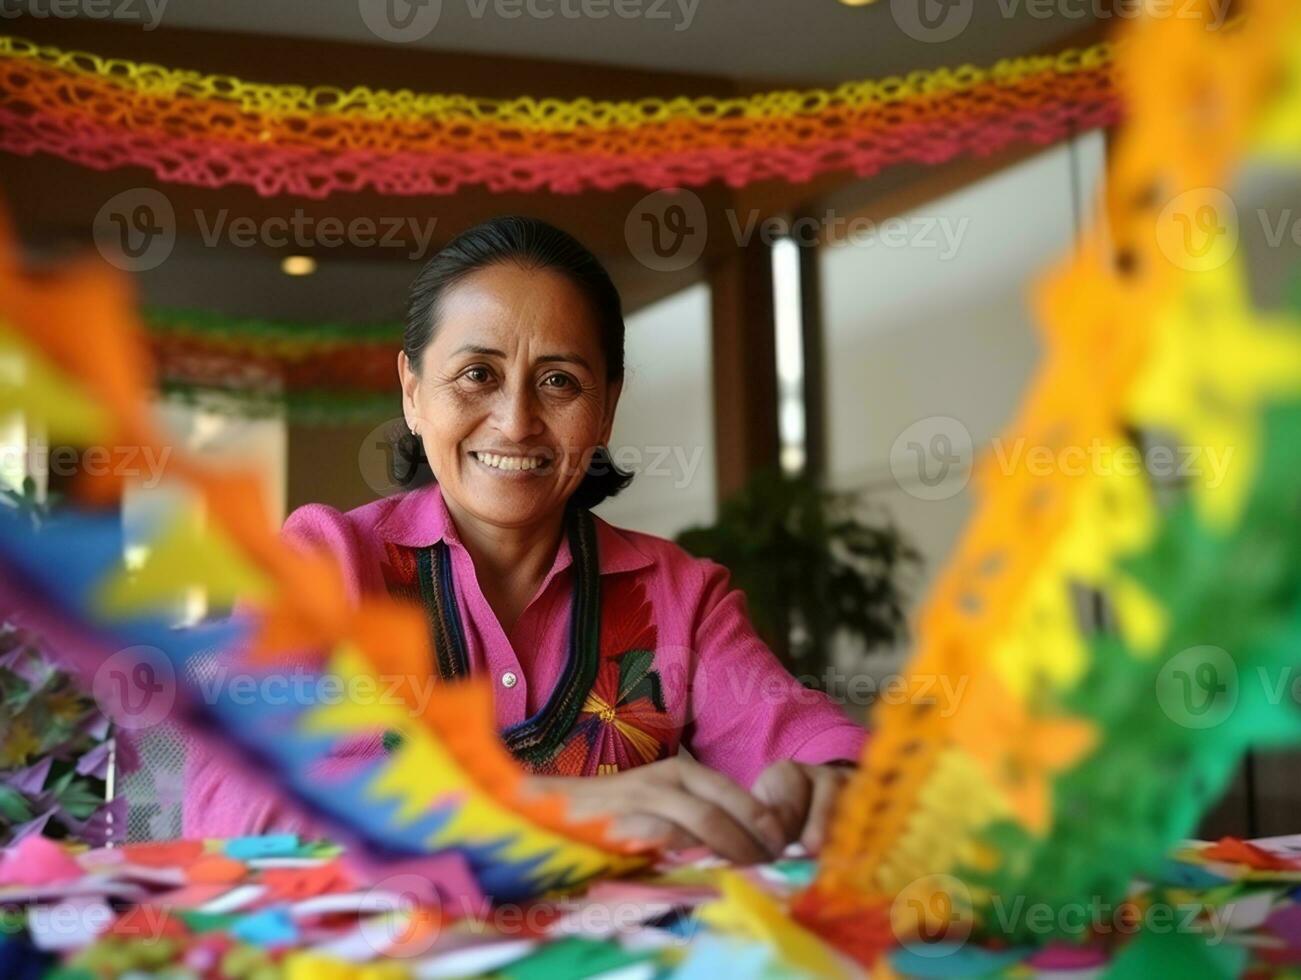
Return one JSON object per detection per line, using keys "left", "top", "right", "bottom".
{"left": 26, "top": 0, "right": 1101, "bottom": 84}
{"left": 0, "top": 1, "right": 1112, "bottom": 323}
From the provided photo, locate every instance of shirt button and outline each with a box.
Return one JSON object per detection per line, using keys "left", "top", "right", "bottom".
{"left": 501, "top": 671, "right": 518, "bottom": 689}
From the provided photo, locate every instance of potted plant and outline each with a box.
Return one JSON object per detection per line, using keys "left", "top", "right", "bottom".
{"left": 676, "top": 469, "right": 920, "bottom": 687}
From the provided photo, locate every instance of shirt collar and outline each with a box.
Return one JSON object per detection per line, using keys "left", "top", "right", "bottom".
{"left": 376, "top": 482, "right": 653, "bottom": 576}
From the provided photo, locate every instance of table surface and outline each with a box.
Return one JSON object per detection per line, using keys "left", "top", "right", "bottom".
{"left": 1, "top": 833, "right": 1299, "bottom": 978}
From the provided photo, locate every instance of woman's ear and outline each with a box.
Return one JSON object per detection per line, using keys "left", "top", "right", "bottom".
{"left": 398, "top": 350, "right": 421, "bottom": 425}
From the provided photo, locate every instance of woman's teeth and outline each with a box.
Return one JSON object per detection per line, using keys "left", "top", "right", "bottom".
{"left": 474, "top": 452, "right": 543, "bottom": 472}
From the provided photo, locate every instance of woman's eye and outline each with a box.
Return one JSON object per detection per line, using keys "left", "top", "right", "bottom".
{"left": 462, "top": 366, "right": 492, "bottom": 384}
{"left": 542, "top": 373, "right": 574, "bottom": 390}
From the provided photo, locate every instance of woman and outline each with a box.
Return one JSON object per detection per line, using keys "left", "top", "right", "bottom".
{"left": 187, "top": 217, "right": 865, "bottom": 863}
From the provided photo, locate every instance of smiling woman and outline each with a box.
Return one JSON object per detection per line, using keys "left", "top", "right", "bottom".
{"left": 185, "top": 216, "right": 867, "bottom": 863}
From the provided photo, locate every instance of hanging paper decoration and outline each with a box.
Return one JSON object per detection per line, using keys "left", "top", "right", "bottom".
{"left": 0, "top": 213, "right": 650, "bottom": 901}
{"left": 143, "top": 307, "right": 402, "bottom": 424}
{"left": 796, "top": 0, "right": 1301, "bottom": 966}
{"left": 0, "top": 35, "right": 1118, "bottom": 198}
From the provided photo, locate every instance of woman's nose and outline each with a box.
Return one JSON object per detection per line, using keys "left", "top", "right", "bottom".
{"left": 492, "top": 385, "right": 544, "bottom": 442}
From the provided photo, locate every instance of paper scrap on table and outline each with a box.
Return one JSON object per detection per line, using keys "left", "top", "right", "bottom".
{"left": 27, "top": 896, "right": 114, "bottom": 952}
{"left": 547, "top": 897, "right": 679, "bottom": 939}
{"left": 232, "top": 905, "right": 300, "bottom": 947}
{"left": 669, "top": 934, "right": 771, "bottom": 980}
{"left": 0, "top": 837, "right": 82, "bottom": 886}
{"left": 414, "top": 938, "right": 539, "bottom": 979}
{"left": 1212, "top": 890, "right": 1282, "bottom": 932}
{"left": 888, "top": 943, "right": 1032, "bottom": 978}
{"left": 500, "top": 937, "right": 653, "bottom": 980}
{"left": 696, "top": 871, "right": 852, "bottom": 979}
{"left": 1104, "top": 927, "right": 1249, "bottom": 979}
{"left": 224, "top": 834, "right": 301, "bottom": 861}
{"left": 198, "top": 883, "right": 267, "bottom": 915}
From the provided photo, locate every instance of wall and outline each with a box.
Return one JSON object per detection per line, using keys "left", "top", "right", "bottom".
{"left": 820, "top": 134, "right": 1107, "bottom": 673}
{"left": 595, "top": 282, "right": 716, "bottom": 540}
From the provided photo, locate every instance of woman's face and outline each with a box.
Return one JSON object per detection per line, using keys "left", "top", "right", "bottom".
{"left": 399, "top": 262, "right": 621, "bottom": 530}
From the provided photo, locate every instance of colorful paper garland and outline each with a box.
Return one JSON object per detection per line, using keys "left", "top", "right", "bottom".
{"left": 796, "top": 0, "right": 1301, "bottom": 965}
{"left": 0, "top": 34, "right": 1120, "bottom": 198}
{"left": 0, "top": 216, "right": 651, "bottom": 902}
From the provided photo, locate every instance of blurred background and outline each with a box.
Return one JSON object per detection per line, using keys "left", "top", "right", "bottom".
{"left": 0, "top": 0, "right": 1291, "bottom": 838}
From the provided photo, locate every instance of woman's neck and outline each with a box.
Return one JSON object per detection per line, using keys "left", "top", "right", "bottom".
{"left": 440, "top": 494, "right": 566, "bottom": 631}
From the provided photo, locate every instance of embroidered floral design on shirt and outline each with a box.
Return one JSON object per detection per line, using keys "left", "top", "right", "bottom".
{"left": 547, "top": 577, "right": 676, "bottom": 776}
{"left": 383, "top": 539, "right": 675, "bottom": 776}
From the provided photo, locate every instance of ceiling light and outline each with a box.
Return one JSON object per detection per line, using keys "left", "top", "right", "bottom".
{"left": 281, "top": 255, "right": 317, "bottom": 276}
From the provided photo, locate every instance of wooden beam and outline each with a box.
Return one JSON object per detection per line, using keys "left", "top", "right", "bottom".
{"left": 708, "top": 240, "right": 777, "bottom": 501}
{"left": 797, "top": 230, "right": 827, "bottom": 481}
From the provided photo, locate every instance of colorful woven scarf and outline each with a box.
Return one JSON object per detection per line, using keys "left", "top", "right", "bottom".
{"left": 402, "top": 506, "right": 602, "bottom": 769}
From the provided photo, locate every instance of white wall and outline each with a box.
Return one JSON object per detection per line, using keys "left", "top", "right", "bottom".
{"left": 821, "top": 134, "right": 1107, "bottom": 670}
{"left": 595, "top": 283, "right": 716, "bottom": 540}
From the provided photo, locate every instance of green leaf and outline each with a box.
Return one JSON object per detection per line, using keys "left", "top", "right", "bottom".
{"left": 0, "top": 785, "right": 34, "bottom": 823}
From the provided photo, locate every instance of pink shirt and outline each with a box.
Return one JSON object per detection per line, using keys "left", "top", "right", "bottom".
{"left": 184, "top": 484, "right": 865, "bottom": 837}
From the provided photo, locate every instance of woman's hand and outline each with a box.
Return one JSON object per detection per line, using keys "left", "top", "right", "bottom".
{"left": 749, "top": 760, "right": 854, "bottom": 855}
{"left": 523, "top": 755, "right": 789, "bottom": 865}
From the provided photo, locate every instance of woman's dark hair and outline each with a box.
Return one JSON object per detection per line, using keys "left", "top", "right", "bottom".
{"left": 393, "top": 215, "right": 634, "bottom": 509}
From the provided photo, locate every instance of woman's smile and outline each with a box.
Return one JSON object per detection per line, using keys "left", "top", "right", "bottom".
{"left": 469, "top": 449, "right": 551, "bottom": 475}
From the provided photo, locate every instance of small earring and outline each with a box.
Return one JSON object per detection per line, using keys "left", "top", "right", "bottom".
{"left": 407, "top": 419, "right": 421, "bottom": 436}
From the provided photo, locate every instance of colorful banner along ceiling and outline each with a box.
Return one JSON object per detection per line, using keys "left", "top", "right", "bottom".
{"left": 0, "top": 34, "right": 1119, "bottom": 199}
